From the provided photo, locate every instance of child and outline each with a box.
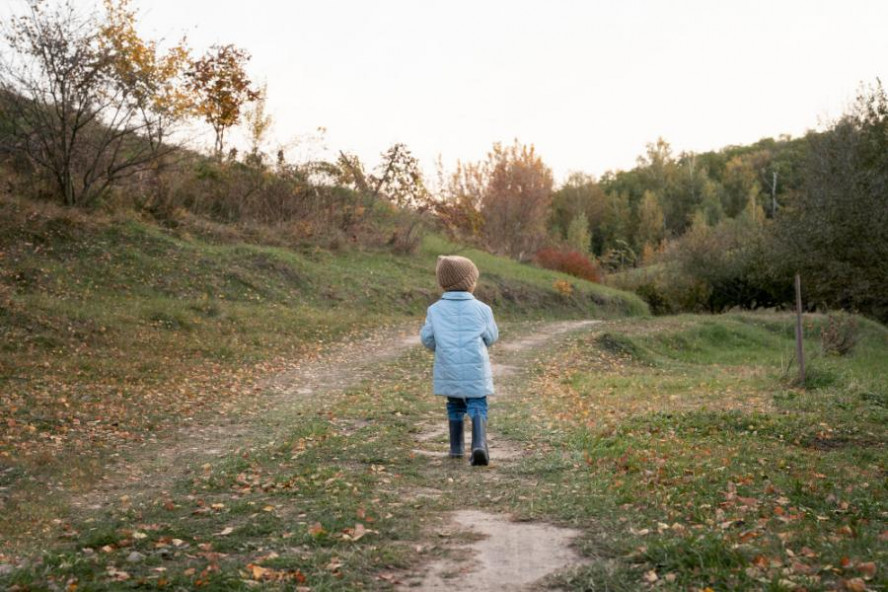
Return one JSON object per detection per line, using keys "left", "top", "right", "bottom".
{"left": 420, "top": 255, "right": 499, "bottom": 466}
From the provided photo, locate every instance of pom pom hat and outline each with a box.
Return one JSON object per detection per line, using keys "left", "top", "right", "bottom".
{"left": 436, "top": 255, "right": 479, "bottom": 292}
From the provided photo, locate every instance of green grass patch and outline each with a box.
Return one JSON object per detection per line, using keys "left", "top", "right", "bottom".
{"left": 0, "top": 197, "right": 646, "bottom": 552}
{"left": 497, "top": 313, "right": 888, "bottom": 591}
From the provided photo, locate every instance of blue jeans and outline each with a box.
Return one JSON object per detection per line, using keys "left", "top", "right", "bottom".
{"left": 446, "top": 396, "right": 488, "bottom": 421}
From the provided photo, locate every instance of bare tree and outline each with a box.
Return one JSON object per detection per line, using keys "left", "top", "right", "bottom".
{"left": 0, "top": 0, "right": 184, "bottom": 206}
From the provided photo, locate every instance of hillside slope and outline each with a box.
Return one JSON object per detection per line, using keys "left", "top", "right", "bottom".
{"left": 0, "top": 196, "right": 646, "bottom": 514}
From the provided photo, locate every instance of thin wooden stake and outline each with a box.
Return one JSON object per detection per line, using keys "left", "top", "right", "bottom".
{"left": 795, "top": 273, "right": 805, "bottom": 385}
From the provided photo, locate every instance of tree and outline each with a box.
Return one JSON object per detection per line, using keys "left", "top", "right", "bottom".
{"left": 777, "top": 81, "right": 888, "bottom": 322}
{"left": 243, "top": 83, "right": 272, "bottom": 166}
{"left": 635, "top": 190, "right": 665, "bottom": 251}
{"left": 369, "top": 143, "right": 429, "bottom": 208}
{"left": 549, "top": 172, "right": 607, "bottom": 252}
{"left": 566, "top": 212, "right": 591, "bottom": 254}
{"left": 481, "top": 140, "right": 553, "bottom": 260}
{"left": 637, "top": 138, "right": 688, "bottom": 233}
{"left": 599, "top": 190, "right": 631, "bottom": 256}
{"left": 187, "top": 44, "right": 259, "bottom": 156}
{"left": 696, "top": 171, "right": 724, "bottom": 226}
{"left": 722, "top": 151, "right": 769, "bottom": 218}
{"left": 99, "top": 0, "right": 191, "bottom": 155}
{"left": 433, "top": 158, "right": 486, "bottom": 242}
{"left": 0, "top": 0, "right": 185, "bottom": 206}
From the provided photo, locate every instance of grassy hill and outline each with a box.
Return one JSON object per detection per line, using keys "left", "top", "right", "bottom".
{"left": 0, "top": 195, "right": 646, "bottom": 515}
{"left": 2, "top": 195, "right": 887, "bottom": 590}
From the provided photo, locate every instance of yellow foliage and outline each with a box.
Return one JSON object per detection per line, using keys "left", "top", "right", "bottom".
{"left": 99, "top": 0, "right": 192, "bottom": 118}
{"left": 553, "top": 279, "right": 573, "bottom": 297}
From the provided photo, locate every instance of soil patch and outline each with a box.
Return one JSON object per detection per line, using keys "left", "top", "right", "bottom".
{"left": 402, "top": 510, "right": 582, "bottom": 591}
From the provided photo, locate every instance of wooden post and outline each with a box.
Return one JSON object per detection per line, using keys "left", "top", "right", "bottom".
{"left": 794, "top": 273, "right": 805, "bottom": 384}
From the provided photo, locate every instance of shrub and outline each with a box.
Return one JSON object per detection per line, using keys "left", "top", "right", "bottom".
{"left": 820, "top": 312, "right": 859, "bottom": 356}
{"left": 535, "top": 247, "right": 602, "bottom": 282}
{"left": 553, "top": 279, "right": 573, "bottom": 297}
{"left": 607, "top": 264, "right": 711, "bottom": 316}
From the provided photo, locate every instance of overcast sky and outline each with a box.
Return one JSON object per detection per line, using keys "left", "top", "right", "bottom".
{"left": 56, "top": 1, "right": 888, "bottom": 183}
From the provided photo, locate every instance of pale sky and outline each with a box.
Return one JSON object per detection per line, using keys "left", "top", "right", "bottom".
{"left": 63, "top": 1, "right": 888, "bottom": 183}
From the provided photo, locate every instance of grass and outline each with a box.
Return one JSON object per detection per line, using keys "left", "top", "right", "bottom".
{"left": 0, "top": 196, "right": 645, "bottom": 560}
{"left": 4, "top": 196, "right": 885, "bottom": 590}
{"left": 1, "top": 306, "right": 886, "bottom": 589}
{"left": 0, "top": 344, "right": 455, "bottom": 590}
{"left": 493, "top": 312, "right": 888, "bottom": 591}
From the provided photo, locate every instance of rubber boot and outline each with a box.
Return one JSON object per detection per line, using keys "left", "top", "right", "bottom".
{"left": 448, "top": 419, "right": 464, "bottom": 458}
{"left": 470, "top": 416, "right": 489, "bottom": 466}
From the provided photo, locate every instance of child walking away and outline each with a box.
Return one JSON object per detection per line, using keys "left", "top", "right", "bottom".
{"left": 420, "top": 255, "right": 499, "bottom": 466}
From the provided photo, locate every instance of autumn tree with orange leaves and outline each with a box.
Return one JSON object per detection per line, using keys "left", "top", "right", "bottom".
{"left": 100, "top": 0, "right": 192, "bottom": 155}
{"left": 430, "top": 158, "right": 486, "bottom": 243}
{"left": 187, "top": 44, "right": 260, "bottom": 156}
{"left": 481, "top": 141, "right": 554, "bottom": 260}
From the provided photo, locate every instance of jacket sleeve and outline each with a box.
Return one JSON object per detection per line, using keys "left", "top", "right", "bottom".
{"left": 420, "top": 314, "right": 436, "bottom": 351}
{"left": 481, "top": 307, "right": 499, "bottom": 347}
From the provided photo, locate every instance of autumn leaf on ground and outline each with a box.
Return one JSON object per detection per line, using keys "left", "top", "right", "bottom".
{"left": 106, "top": 567, "right": 130, "bottom": 581}
{"left": 245, "top": 563, "right": 306, "bottom": 583}
{"left": 856, "top": 562, "right": 876, "bottom": 579}
{"left": 342, "top": 522, "right": 369, "bottom": 541}
{"left": 326, "top": 557, "right": 343, "bottom": 572}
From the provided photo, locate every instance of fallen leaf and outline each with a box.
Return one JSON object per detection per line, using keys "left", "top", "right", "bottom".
{"left": 857, "top": 562, "right": 876, "bottom": 579}
{"left": 844, "top": 578, "right": 866, "bottom": 591}
{"left": 326, "top": 557, "right": 342, "bottom": 572}
{"left": 378, "top": 572, "right": 402, "bottom": 584}
{"left": 248, "top": 564, "right": 269, "bottom": 580}
{"left": 106, "top": 567, "right": 130, "bottom": 581}
{"left": 792, "top": 561, "right": 814, "bottom": 575}
{"left": 216, "top": 527, "right": 234, "bottom": 536}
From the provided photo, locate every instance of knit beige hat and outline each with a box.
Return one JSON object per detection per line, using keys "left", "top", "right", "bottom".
{"left": 436, "top": 255, "right": 479, "bottom": 292}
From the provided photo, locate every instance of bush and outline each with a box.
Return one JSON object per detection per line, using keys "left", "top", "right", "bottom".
{"left": 534, "top": 247, "right": 602, "bottom": 282}
{"left": 820, "top": 312, "right": 859, "bottom": 356}
{"left": 654, "top": 218, "right": 790, "bottom": 313}
{"left": 608, "top": 264, "right": 711, "bottom": 316}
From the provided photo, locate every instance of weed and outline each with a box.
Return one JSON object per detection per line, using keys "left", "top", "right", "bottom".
{"left": 820, "top": 311, "right": 860, "bottom": 356}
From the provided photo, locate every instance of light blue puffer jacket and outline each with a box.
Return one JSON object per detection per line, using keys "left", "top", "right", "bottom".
{"left": 420, "top": 292, "right": 499, "bottom": 397}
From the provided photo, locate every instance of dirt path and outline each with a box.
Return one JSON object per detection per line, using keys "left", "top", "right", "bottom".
{"left": 70, "top": 317, "right": 602, "bottom": 590}
{"left": 401, "top": 319, "right": 600, "bottom": 591}
{"left": 72, "top": 324, "right": 421, "bottom": 511}
{"left": 409, "top": 511, "right": 581, "bottom": 592}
